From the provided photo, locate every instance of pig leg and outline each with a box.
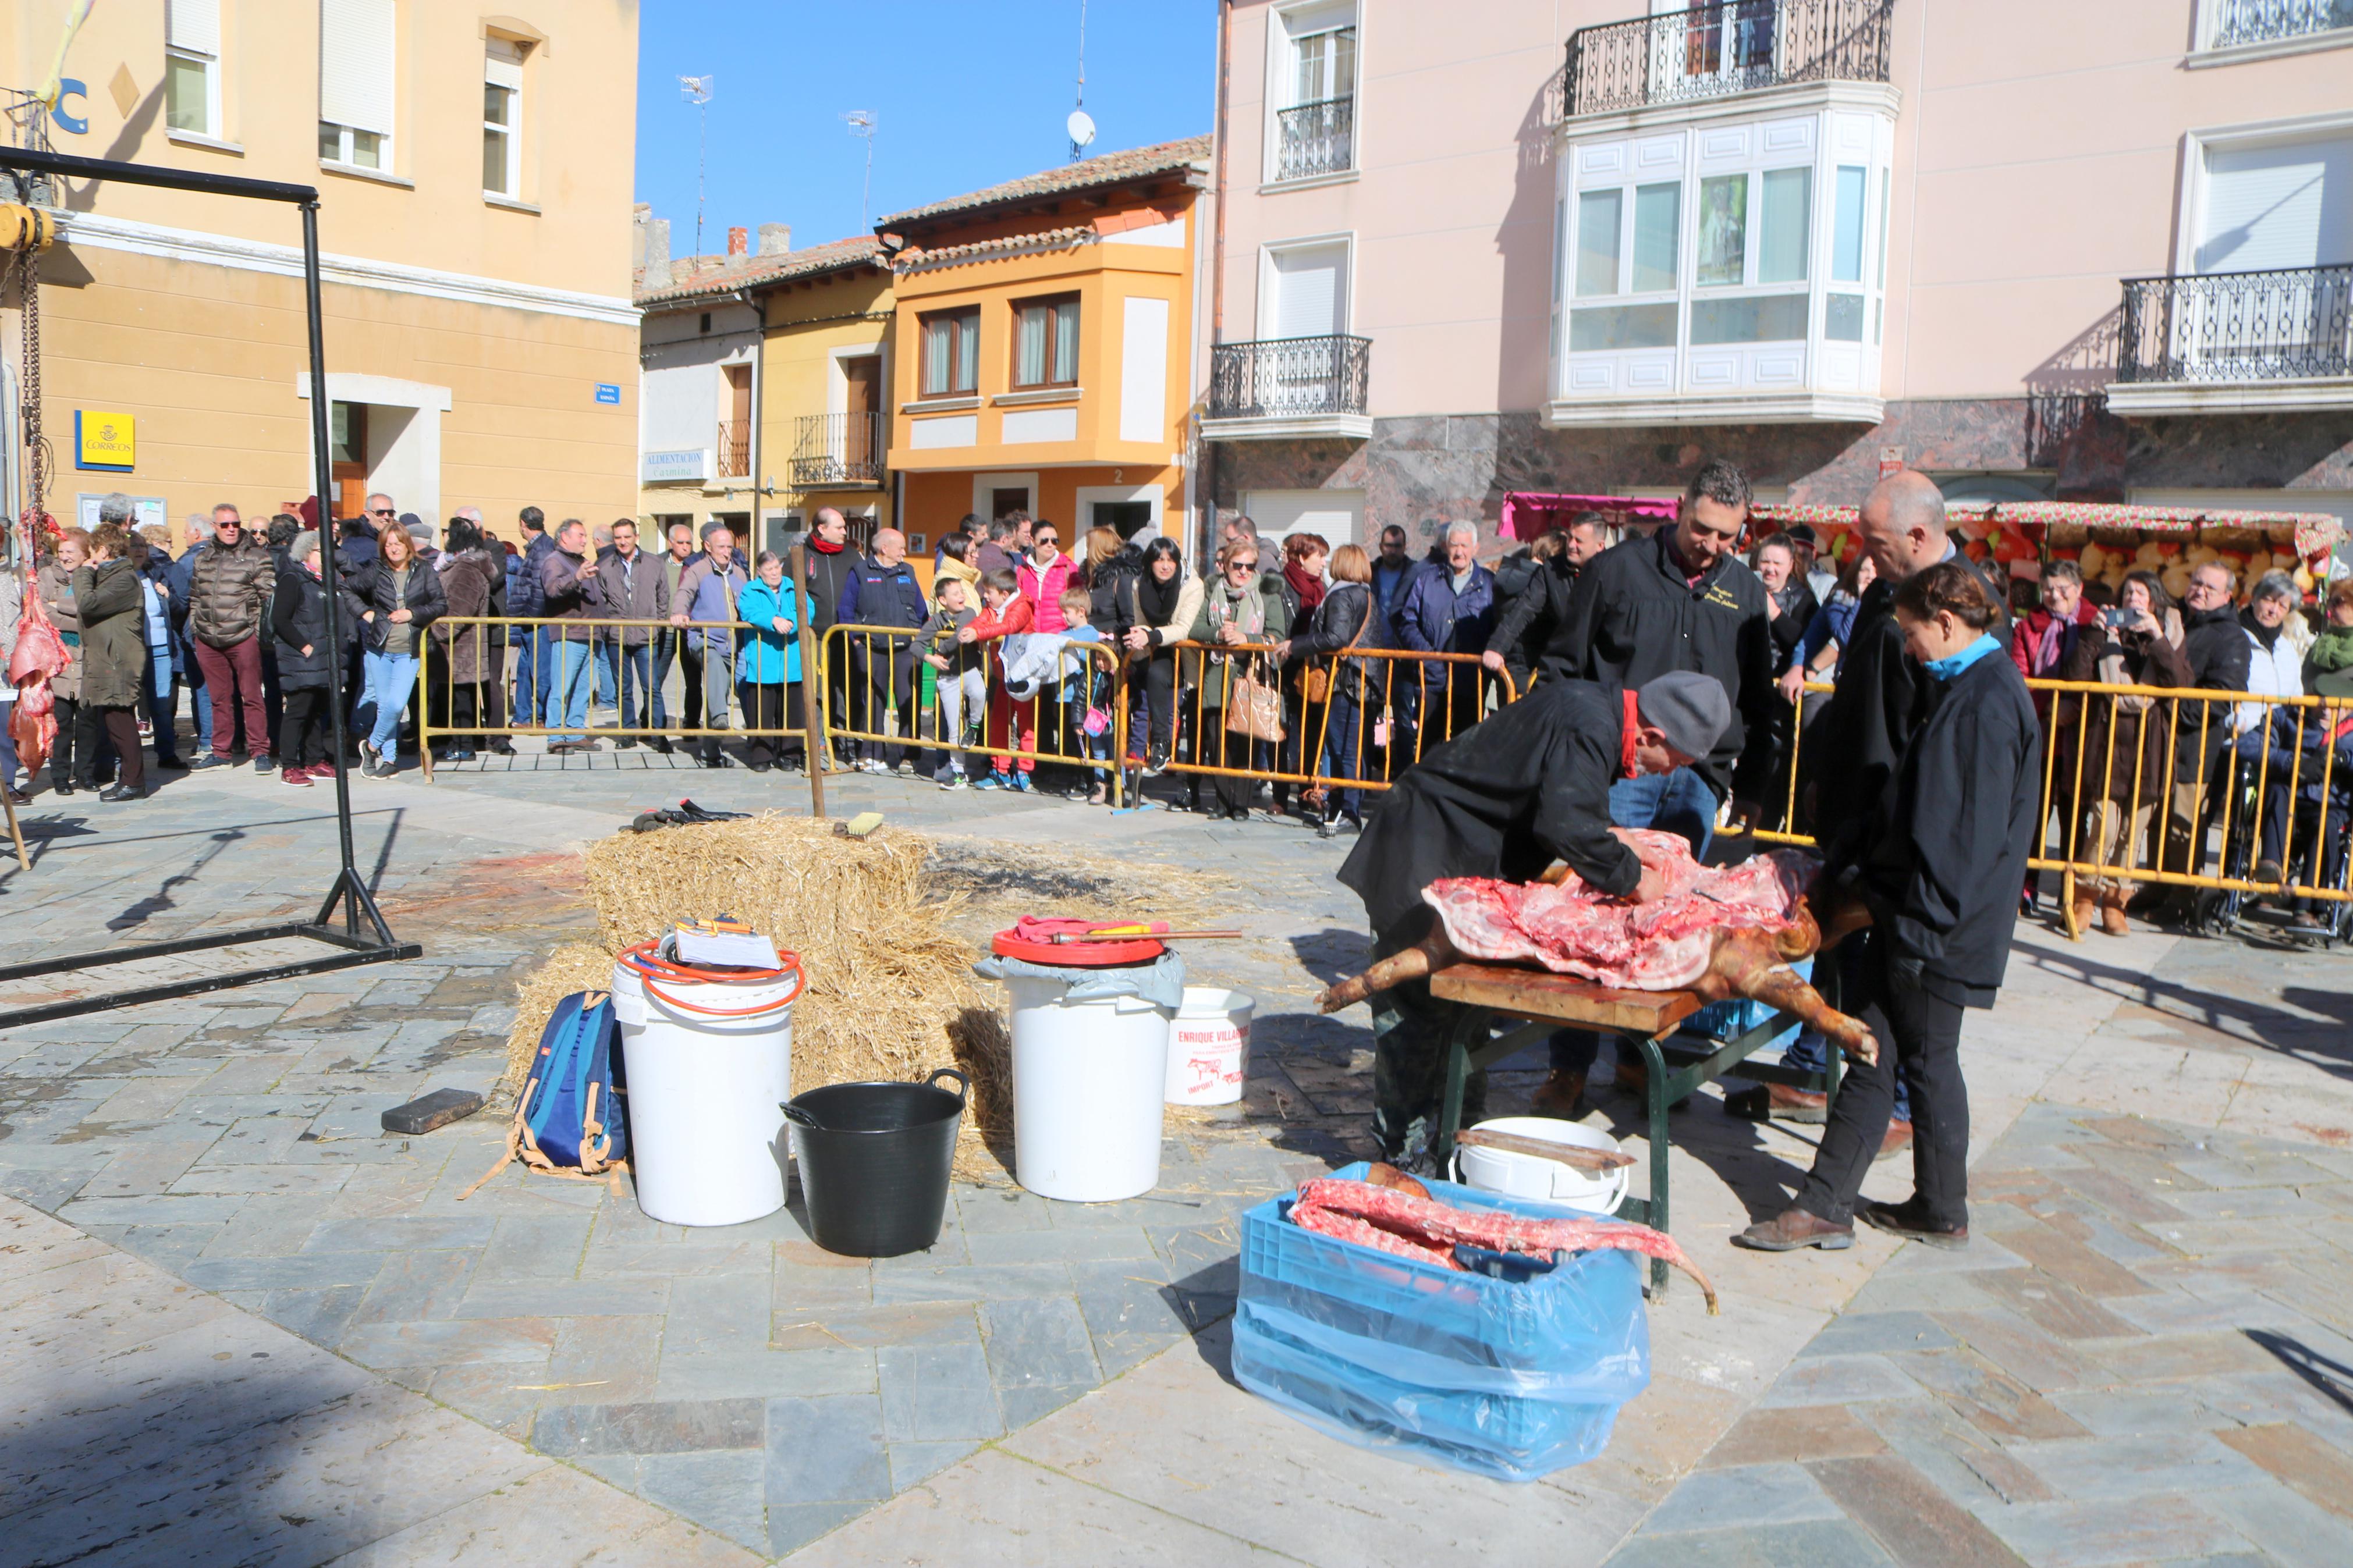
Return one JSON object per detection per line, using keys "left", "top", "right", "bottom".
{"left": 1316, "top": 927, "right": 1461, "bottom": 1014}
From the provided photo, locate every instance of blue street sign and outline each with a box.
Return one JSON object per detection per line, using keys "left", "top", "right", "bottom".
{"left": 594, "top": 382, "right": 621, "bottom": 405}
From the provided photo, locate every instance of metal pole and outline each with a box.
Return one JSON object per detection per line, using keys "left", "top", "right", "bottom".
{"left": 301, "top": 200, "right": 360, "bottom": 933}
{"left": 790, "top": 540, "right": 826, "bottom": 819}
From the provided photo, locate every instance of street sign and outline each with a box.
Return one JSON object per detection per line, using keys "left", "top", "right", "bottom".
{"left": 594, "top": 382, "right": 620, "bottom": 405}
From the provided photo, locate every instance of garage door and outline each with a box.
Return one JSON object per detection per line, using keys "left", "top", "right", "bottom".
{"left": 1243, "top": 489, "right": 1365, "bottom": 553}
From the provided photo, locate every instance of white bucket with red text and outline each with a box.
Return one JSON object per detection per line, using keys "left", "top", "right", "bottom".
{"left": 1165, "top": 987, "right": 1253, "bottom": 1106}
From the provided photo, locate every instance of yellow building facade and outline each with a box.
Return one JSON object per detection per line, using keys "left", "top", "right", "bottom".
{"left": 879, "top": 138, "right": 1209, "bottom": 550}
{"left": 633, "top": 236, "right": 895, "bottom": 559}
{"left": 3, "top": 0, "right": 639, "bottom": 539}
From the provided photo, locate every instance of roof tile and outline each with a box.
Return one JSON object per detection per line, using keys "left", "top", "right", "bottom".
{"left": 876, "top": 135, "right": 1211, "bottom": 231}
{"left": 636, "top": 234, "right": 883, "bottom": 308}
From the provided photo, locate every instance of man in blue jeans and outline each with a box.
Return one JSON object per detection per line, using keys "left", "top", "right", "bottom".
{"left": 509, "top": 507, "right": 553, "bottom": 723}
{"left": 538, "top": 520, "right": 602, "bottom": 752}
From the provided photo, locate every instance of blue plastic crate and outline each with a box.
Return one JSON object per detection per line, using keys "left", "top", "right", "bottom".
{"left": 1674, "top": 955, "right": 1812, "bottom": 1054}
{"left": 1233, "top": 1161, "right": 1649, "bottom": 1481}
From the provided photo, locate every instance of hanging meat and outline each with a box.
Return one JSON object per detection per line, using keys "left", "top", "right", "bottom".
{"left": 1290, "top": 1175, "right": 1720, "bottom": 1313}
{"left": 1316, "top": 830, "right": 1877, "bottom": 1065}
{"left": 9, "top": 584, "right": 69, "bottom": 780}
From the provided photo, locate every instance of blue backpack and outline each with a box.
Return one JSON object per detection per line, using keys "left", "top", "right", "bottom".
{"left": 462, "top": 991, "right": 628, "bottom": 1197}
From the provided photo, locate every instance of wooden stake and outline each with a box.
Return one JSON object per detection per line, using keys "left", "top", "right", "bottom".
{"left": 1454, "top": 1126, "right": 1635, "bottom": 1174}
{"left": 790, "top": 540, "right": 826, "bottom": 820}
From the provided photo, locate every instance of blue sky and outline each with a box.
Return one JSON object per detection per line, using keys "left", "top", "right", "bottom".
{"left": 634, "top": 1, "right": 1216, "bottom": 258}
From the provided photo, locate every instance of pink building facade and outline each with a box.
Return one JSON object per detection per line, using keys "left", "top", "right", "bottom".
{"left": 1194, "top": 0, "right": 2353, "bottom": 550}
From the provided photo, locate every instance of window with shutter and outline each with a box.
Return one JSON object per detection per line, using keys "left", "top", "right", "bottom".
{"left": 920, "top": 308, "right": 979, "bottom": 396}
{"left": 1012, "top": 295, "right": 1080, "bottom": 388}
{"left": 483, "top": 38, "right": 524, "bottom": 195}
{"left": 318, "top": 0, "right": 395, "bottom": 170}
{"left": 166, "top": 0, "right": 221, "bottom": 137}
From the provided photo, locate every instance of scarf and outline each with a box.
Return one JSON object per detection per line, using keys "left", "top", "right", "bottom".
{"left": 1216, "top": 582, "right": 1265, "bottom": 639}
{"left": 1137, "top": 568, "right": 1179, "bottom": 627}
{"left": 2241, "top": 606, "right": 2283, "bottom": 652}
{"left": 1284, "top": 560, "right": 1327, "bottom": 614}
{"left": 1619, "top": 689, "right": 1642, "bottom": 780}
{"left": 809, "top": 534, "right": 845, "bottom": 555}
{"left": 1923, "top": 632, "right": 2001, "bottom": 682}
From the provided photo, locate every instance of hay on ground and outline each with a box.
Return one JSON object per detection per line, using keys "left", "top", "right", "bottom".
{"left": 505, "top": 815, "right": 1013, "bottom": 1176}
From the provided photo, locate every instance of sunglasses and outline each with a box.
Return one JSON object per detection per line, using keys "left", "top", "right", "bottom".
{"left": 1227, "top": 561, "right": 1258, "bottom": 574}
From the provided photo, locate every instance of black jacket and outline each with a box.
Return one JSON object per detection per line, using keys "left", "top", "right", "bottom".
{"left": 1338, "top": 678, "right": 1639, "bottom": 935}
{"left": 270, "top": 565, "right": 341, "bottom": 690}
{"left": 345, "top": 556, "right": 447, "bottom": 653}
{"left": 1089, "top": 551, "right": 1143, "bottom": 642}
{"left": 1804, "top": 547, "right": 2010, "bottom": 861}
{"left": 1541, "top": 529, "right": 1777, "bottom": 804}
{"left": 1765, "top": 578, "right": 1820, "bottom": 677}
{"left": 2177, "top": 603, "right": 2252, "bottom": 763}
{"left": 1287, "top": 581, "right": 1391, "bottom": 702}
{"left": 1855, "top": 645, "right": 2040, "bottom": 1007}
{"left": 1488, "top": 556, "right": 1580, "bottom": 682}
{"left": 804, "top": 545, "right": 858, "bottom": 634}
{"left": 838, "top": 554, "right": 928, "bottom": 631}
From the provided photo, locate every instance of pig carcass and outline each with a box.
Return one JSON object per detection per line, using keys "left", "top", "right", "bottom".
{"left": 1316, "top": 830, "right": 1876, "bottom": 1064}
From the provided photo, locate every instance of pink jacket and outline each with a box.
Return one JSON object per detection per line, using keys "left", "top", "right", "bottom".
{"left": 1017, "top": 553, "right": 1079, "bottom": 634}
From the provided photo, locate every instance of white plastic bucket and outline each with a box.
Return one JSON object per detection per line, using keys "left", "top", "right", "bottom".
{"left": 610, "top": 959, "right": 799, "bottom": 1226}
{"left": 1005, "top": 974, "right": 1172, "bottom": 1202}
{"left": 1166, "top": 987, "right": 1253, "bottom": 1105}
{"left": 1450, "top": 1117, "right": 1630, "bottom": 1216}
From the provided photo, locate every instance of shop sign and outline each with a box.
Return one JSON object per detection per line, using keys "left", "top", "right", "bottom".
{"left": 641, "top": 447, "right": 709, "bottom": 482}
{"left": 74, "top": 410, "right": 135, "bottom": 471}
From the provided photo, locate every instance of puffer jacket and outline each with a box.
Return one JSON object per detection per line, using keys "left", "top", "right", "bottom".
{"left": 736, "top": 576, "right": 803, "bottom": 685}
{"left": 346, "top": 556, "right": 448, "bottom": 655}
{"left": 73, "top": 557, "right": 150, "bottom": 710}
{"left": 36, "top": 560, "right": 84, "bottom": 701}
{"left": 188, "top": 536, "right": 277, "bottom": 648}
{"left": 431, "top": 547, "right": 505, "bottom": 683}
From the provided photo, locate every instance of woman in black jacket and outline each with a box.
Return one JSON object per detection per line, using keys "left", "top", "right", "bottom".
{"left": 270, "top": 531, "right": 342, "bottom": 786}
{"left": 344, "top": 524, "right": 446, "bottom": 777}
{"left": 1739, "top": 561, "right": 2039, "bottom": 1254}
{"left": 1276, "top": 543, "right": 1391, "bottom": 837}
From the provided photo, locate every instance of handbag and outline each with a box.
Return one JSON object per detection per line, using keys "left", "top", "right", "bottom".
{"left": 1225, "top": 655, "right": 1287, "bottom": 744}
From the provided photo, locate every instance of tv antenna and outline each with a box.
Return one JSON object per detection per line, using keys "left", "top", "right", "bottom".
{"left": 843, "top": 110, "right": 876, "bottom": 229}
{"left": 1067, "top": 0, "right": 1094, "bottom": 162}
{"left": 679, "top": 74, "right": 714, "bottom": 261}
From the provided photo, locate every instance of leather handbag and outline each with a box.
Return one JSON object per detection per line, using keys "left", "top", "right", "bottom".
{"left": 1225, "top": 655, "right": 1287, "bottom": 744}
{"left": 1301, "top": 588, "right": 1372, "bottom": 707}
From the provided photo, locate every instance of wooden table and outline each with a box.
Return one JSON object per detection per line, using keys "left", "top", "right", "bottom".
{"left": 1426, "top": 962, "right": 1841, "bottom": 1296}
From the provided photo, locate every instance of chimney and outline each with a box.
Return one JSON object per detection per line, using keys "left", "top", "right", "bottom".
{"left": 757, "top": 222, "right": 792, "bottom": 257}
{"left": 726, "top": 226, "right": 748, "bottom": 257}
{"left": 634, "top": 212, "right": 671, "bottom": 288}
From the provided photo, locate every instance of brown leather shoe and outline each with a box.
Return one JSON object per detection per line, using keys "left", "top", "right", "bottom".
{"left": 1530, "top": 1069, "right": 1588, "bottom": 1121}
{"left": 1733, "top": 1207, "right": 1855, "bottom": 1251}
{"left": 2071, "top": 898, "right": 2097, "bottom": 933}
{"left": 1858, "top": 1198, "right": 1968, "bottom": 1249}
{"left": 2098, "top": 895, "right": 2129, "bottom": 937}
{"left": 1875, "top": 1118, "right": 1914, "bottom": 1160}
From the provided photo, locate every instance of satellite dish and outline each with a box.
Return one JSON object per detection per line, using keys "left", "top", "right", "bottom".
{"left": 1067, "top": 109, "right": 1096, "bottom": 148}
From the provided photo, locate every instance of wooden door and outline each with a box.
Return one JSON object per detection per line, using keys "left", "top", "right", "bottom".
{"left": 843, "top": 355, "right": 880, "bottom": 471}
{"left": 329, "top": 401, "right": 368, "bottom": 521}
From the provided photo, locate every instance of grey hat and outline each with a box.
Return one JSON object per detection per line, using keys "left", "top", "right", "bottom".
{"left": 1636, "top": 671, "right": 1732, "bottom": 763}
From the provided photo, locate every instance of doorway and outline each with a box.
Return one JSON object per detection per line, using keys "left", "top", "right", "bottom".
{"left": 330, "top": 401, "right": 368, "bottom": 519}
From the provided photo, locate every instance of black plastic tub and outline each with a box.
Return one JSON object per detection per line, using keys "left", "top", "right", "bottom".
{"left": 783, "top": 1068, "right": 967, "bottom": 1257}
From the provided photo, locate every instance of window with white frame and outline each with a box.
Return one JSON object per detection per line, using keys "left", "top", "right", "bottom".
{"left": 318, "top": 0, "right": 395, "bottom": 171}
{"left": 1556, "top": 111, "right": 1893, "bottom": 408}
{"left": 1270, "top": 2, "right": 1358, "bottom": 182}
{"left": 165, "top": 0, "right": 222, "bottom": 138}
{"left": 483, "top": 38, "right": 525, "bottom": 195}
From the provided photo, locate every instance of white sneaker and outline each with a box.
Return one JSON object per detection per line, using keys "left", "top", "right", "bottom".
{"left": 941, "top": 772, "right": 968, "bottom": 791}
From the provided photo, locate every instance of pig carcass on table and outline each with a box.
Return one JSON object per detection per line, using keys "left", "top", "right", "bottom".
{"left": 1316, "top": 830, "right": 1876, "bottom": 1063}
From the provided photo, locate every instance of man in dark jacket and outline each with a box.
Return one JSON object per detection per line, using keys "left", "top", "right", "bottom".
{"left": 538, "top": 520, "right": 602, "bottom": 753}
{"left": 1395, "top": 522, "right": 1497, "bottom": 751}
{"left": 2160, "top": 561, "right": 2253, "bottom": 904}
{"left": 1543, "top": 461, "right": 1779, "bottom": 833}
{"left": 510, "top": 507, "right": 553, "bottom": 724}
{"left": 1484, "top": 513, "right": 1606, "bottom": 692}
{"left": 837, "top": 527, "right": 928, "bottom": 774}
{"left": 593, "top": 518, "right": 669, "bottom": 749}
{"left": 188, "top": 506, "right": 280, "bottom": 771}
{"left": 803, "top": 508, "right": 860, "bottom": 770}
{"left": 1336, "top": 671, "right": 1731, "bottom": 1166}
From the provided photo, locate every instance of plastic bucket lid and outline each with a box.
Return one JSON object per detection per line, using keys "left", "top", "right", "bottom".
{"left": 991, "top": 916, "right": 1167, "bottom": 967}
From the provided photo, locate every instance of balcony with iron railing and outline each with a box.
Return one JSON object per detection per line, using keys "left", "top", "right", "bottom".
{"left": 1274, "top": 95, "right": 1354, "bottom": 183}
{"left": 790, "top": 411, "right": 886, "bottom": 489}
{"left": 716, "top": 419, "right": 751, "bottom": 479}
{"left": 1563, "top": 0, "right": 1894, "bottom": 119}
{"left": 2109, "top": 264, "right": 2353, "bottom": 414}
{"left": 1201, "top": 335, "right": 1372, "bottom": 441}
{"left": 2207, "top": 0, "right": 2353, "bottom": 48}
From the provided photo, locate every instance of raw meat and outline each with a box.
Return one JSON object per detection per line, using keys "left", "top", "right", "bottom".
{"left": 9, "top": 589, "right": 68, "bottom": 779}
{"left": 1290, "top": 1176, "right": 1719, "bottom": 1313}
{"left": 1315, "top": 832, "right": 1877, "bottom": 1063}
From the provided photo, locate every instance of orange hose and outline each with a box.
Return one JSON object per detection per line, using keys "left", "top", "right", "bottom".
{"left": 616, "top": 938, "right": 803, "bottom": 1018}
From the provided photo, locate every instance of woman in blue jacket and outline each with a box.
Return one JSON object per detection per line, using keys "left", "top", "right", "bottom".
{"left": 736, "top": 551, "right": 803, "bottom": 773}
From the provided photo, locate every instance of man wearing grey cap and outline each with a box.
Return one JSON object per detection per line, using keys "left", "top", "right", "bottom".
{"left": 1337, "top": 670, "right": 1732, "bottom": 1168}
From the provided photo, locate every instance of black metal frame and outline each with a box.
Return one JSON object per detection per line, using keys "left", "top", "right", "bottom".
{"left": 2117, "top": 263, "right": 2353, "bottom": 385}
{"left": 1274, "top": 94, "right": 1354, "bottom": 183}
{"left": 1564, "top": 0, "right": 1895, "bottom": 119}
{"left": 0, "top": 144, "right": 420, "bottom": 1032}
{"left": 1206, "top": 333, "right": 1372, "bottom": 422}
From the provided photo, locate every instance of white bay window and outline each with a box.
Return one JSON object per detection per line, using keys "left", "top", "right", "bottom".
{"left": 1548, "top": 104, "right": 1893, "bottom": 426}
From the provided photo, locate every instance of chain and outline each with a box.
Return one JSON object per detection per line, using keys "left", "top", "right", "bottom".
{"left": 16, "top": 244, "right": 47, "bottom": 531}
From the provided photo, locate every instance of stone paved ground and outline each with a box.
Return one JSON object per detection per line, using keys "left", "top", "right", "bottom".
{"left": 4, "top": 746, "right": 2352, "bottom": 1563}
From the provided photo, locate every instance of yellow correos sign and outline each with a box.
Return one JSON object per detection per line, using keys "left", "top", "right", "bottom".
{"left": 75, "top": 410, "right": 134, "bottom": 471}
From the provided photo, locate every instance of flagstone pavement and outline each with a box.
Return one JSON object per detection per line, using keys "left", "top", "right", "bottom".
{"left": 2, "top": 755, "right": 2351, "bottom": 1563}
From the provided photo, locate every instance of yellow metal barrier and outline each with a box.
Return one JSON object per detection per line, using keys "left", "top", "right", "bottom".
{"left": 815, "top": 623, "right": 1128, "bottom": 803}
{"left": 416, "top": 614, "right": 808, "bottom": 779}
